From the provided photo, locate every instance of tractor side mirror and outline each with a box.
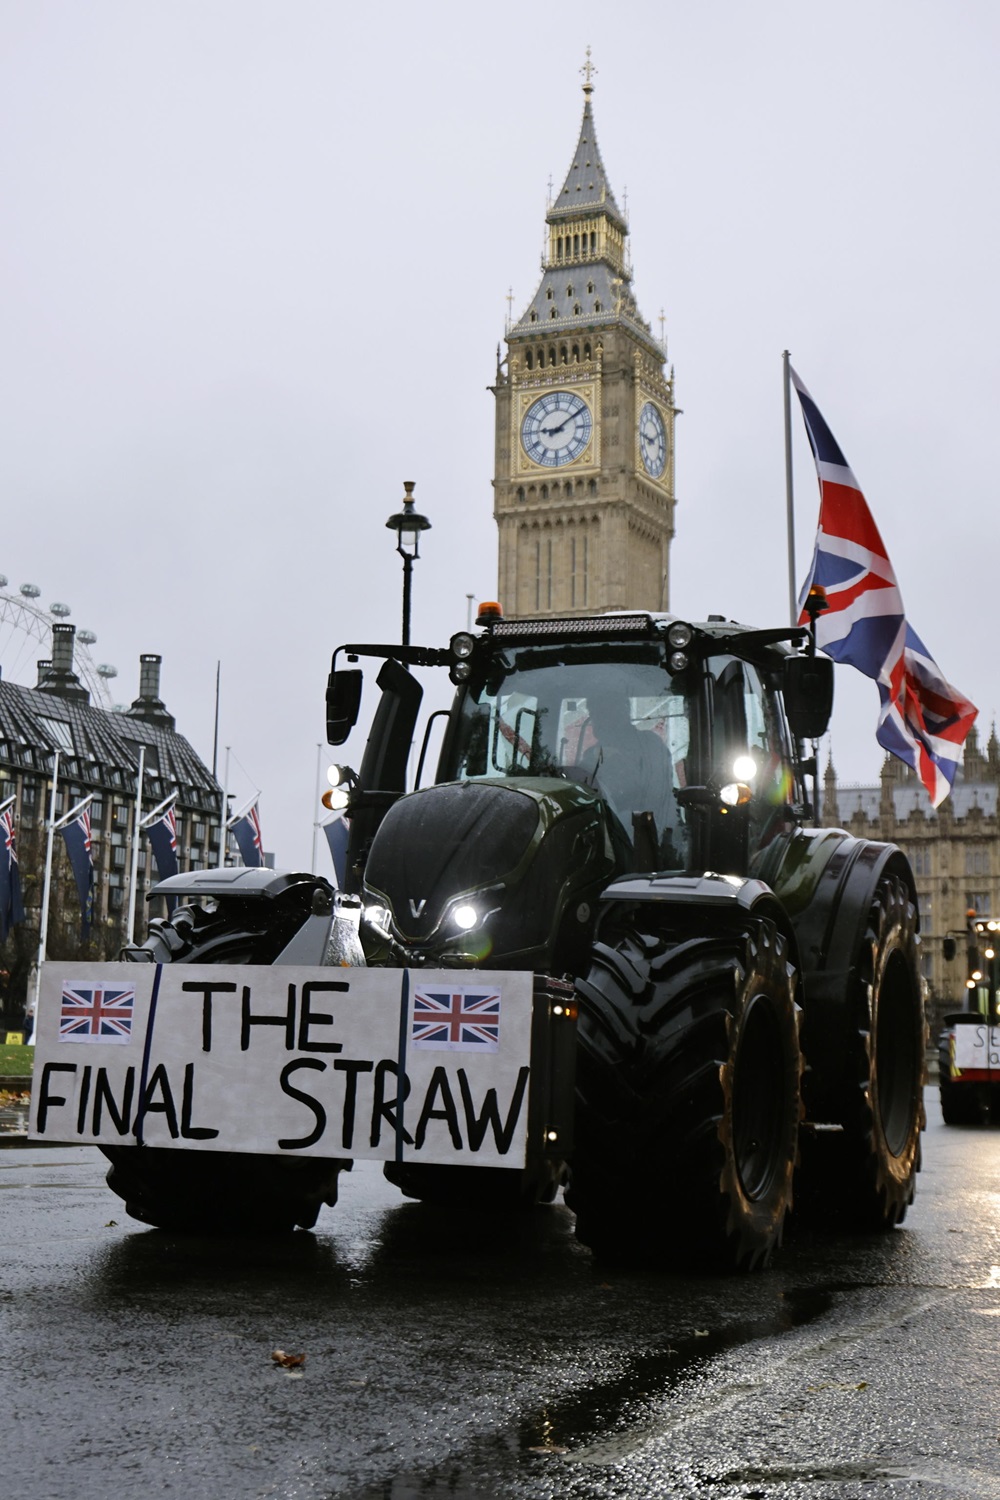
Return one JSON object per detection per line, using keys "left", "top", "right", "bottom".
{"left": 943, "top": 937, "right": 957, "bottom": 962}
{"left": 327, "top": 668, "right": 363, "bottom": 746}
{"left": 783, "top": 655, "right": 834, "bottom": 742}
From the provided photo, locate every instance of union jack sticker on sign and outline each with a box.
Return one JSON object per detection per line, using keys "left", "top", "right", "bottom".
{"left": 59, "top": 982, "right": 136, "bottom": 1043}
{"left": 411, "top": 987, "right": 501, "bottom": 1052}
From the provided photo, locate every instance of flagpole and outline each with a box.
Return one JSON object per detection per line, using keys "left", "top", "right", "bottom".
{"left": 125, "top": 746, "right": 145, "bottom": 947}
{"left": 311, "top": 742, "right": 322, "bottom": 874}
{"left": 783, "top": 349, "right": 796, "bottom": 626}
{"left": 0, "top": 794, "right": 14, "bottom": 817}
{"left": 139, "top": 789, "right": 178, "bottom": 830}
{"left": 31, "top": 748, "right": 61, "bottom": 1034}
{"left": 218, "top": 745, "right": 230, "bottom": 869}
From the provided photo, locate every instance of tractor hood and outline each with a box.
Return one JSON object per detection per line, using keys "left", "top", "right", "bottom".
{"left": 361, "top": 777, "right": 616, "bottom": 968}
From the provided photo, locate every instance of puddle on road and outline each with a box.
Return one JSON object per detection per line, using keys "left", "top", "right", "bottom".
{"left": 515, "top": 1286, "right": 833, "bottom": 1459}
{"left": 356, "top": 1287, "right": 835, "bottom": 1499}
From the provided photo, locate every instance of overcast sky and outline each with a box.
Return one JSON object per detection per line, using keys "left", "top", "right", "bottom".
{"left": 1, "top": 1, "right": 997, "bottom": 869}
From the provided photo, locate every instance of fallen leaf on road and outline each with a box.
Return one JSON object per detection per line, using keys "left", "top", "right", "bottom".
{"left": 271, "top": 1349, "right": 306, "bottom": 1369}
{"left": 528, "top": 1445, "right": 569, "bottom": 1455}
{"left": 694, "top": 1329, "right": 709, "bottom": 1337}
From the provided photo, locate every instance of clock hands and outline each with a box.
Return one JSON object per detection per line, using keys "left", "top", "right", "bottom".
{"left": 541, "top": 413, "right": 576, "bottom": 437}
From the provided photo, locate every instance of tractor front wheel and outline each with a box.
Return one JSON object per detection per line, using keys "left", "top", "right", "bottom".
{"left": 567, "top": 917, "right": 802, "bottom": 1272}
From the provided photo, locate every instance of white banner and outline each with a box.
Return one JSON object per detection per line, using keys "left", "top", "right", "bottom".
{"left": 948, "top": 1021, "right": 1000, "bottom": 1080}
{"left": 28, "top": 963, "right": 534, "bottom": 1168}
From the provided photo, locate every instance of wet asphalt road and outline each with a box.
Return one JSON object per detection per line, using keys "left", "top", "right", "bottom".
{"left": 3, "top": 1089, "right": 1000, "bottom": 1500}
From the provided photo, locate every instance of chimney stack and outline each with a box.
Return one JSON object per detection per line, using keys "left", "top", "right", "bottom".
{"left": 126, "top": 653, "right": 175, "bottom": 729}
{"left": 34, "top": 623, "right": 88, "bottom": 703}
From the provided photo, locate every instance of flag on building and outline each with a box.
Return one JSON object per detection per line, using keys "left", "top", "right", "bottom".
{"left": 0, "top": 803, "right": 26, "bottom": 943}
{"left": 145, "top": 804, "right": 179, "bottom": 884}
{"left": 792, "top": 366, "right": 976, "bottom": 806}
{"left": 231, "top": 799, "right": 264, "bottom": 868}
{"left": 61, "top": 808, "right": 95, "bottom": 939}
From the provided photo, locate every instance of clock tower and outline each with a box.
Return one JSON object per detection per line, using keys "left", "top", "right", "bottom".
{"left": 492, "top": 64, "right": 676, "bottom": 617}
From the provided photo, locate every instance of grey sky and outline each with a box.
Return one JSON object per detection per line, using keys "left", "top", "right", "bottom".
{"left": 1, "top": 1, "right": 996, "bottom": 868}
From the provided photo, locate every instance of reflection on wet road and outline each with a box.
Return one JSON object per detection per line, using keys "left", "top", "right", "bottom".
{"left": 5, "top": 1091, "right": 1000, "bottom": 1498}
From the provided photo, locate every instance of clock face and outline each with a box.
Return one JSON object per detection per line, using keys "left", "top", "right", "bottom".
{"left": 521, "top": 391, "right": 592, "bottom": 467}
{"left": 639, "top": 401, "right": 667, "bottom": 479}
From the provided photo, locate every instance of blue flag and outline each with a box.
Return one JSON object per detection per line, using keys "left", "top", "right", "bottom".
{"left": 231, "top": 801, "right": 264, "bottom": 868}
{"left": 0, "top": 805, "right": 26, "bottom": 943}
{"left": 145, "top": 805, "right": 179, "bottom": 915}
{"left": 146, "top": 806, "right": 179, "bottom": 883}
{"left": 61, "top": 809, "right": 95, "bottom": 940}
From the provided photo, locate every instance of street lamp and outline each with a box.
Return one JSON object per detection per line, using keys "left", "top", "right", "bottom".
{"left": 385, "top": 481, "right": 432, "bottom": 646}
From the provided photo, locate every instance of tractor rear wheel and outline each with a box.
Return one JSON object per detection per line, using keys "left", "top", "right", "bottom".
{"left": 800, "top": 873, "right": 925, "bottom": 1230}
{"left": 567, "top": 917, "right": 801, "bottom": 1272}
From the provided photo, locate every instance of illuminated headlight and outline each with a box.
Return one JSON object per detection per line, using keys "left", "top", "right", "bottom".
{"left": 450, "top": 631, "right": 475, "bottom": 660}
{"left": 322, "top": 787, "right": 349, "bottom": 811}
{"left": 668, "top": 650, "right": 689, "bottom": 673}
{"left": 720, "top": 782, "right": 753, "bottom": 807}
{"left": 452, "top": 903, "right": 479, "bottom": 932}
{"left": 667, "top": 621, "right": 693, "bottom": 649}
{"left": 967, "top": 978, "right": 977, "bottom": 989}
{"left": 451, "top": 660, "right": 471, "bottom": 682}
{"left": 987, "top": 948, "right": 996, "bottom": 959}
{"left": 732, "top": 754, "right": 757, "bottom": 782}
{"left": 973, "top": 970, "right": 983, "bottom": 982}
{"left": 364, "top": 903, "right": 391, "bottom": 932}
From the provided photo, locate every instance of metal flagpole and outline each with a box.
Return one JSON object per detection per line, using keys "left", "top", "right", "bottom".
{"left": 0, "top": 794, "right": 14, "bottom": 818}
{"left": 30, "top": 780, "right": 94, "bottom": 1039}
{"left": 218, "top": 746, "right": 230, "bottom": 869}
{"left": 30, "top": 748, "right": 61, "bottom": 1033}
{"left": 783, "top": 349, "right": 797, "bottom": 626}
{"left": 311, "top": 742, "right": 322, "bottom": 874}
{"left": 139, "top": 789, "right": 178, "bottom": 830}
{"left": 125, "top": 746, "right": 145, "bottom": 947}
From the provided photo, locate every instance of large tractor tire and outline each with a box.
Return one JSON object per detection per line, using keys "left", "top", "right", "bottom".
{"left": 101, "top": 902, "right": 348, "bottom": 1234}
{"left": 938, "top": 1077, "right": 990, "bottom": 1127}
{"left": 799, "top": 873, "right": 925, "bottom": 1230}
{"left": 566, "top": 917, "right": 802, "bottom": 1273}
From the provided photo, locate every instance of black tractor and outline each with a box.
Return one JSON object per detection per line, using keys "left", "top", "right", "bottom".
{"left": 105, "top": 610, "right": 925, "bottom": 1270}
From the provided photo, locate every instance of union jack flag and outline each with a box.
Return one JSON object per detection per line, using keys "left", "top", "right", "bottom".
{"left": 793, "top": 367, "right": 976, "bottom": 806}
{"left": 231, "top": 801, "right": 265, "bottom": 868}
{"left": 59, "top": 981, "right": 136, "bottom": 1043}
{"left": 412, "top": 987, "right": 501, "bottom": 1051}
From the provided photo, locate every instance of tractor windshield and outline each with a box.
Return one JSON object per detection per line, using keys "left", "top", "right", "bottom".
{"left": 440, "top": 647, "right": 692, "bottom": 870}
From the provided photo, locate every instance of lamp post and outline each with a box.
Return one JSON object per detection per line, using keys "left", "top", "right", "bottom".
{"left": 385, "top": 481, "right": 431, "bottom": 646}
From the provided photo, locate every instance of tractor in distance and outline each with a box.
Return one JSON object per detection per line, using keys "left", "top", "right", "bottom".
{"left": 938, "top": 914, "right": 1000, "bottom": 1124}
{"left": 93, "top": 605, "right": 926, "bottom": 1272}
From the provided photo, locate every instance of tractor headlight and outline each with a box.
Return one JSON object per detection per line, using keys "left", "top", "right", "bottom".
{"left": 452, "top": 903, "right": 479, "bottom": 932}
{"left": 719, "top": 782, "right": 753, "bottom": 807}
{"left": 732, "top": 754, "right": 757, "bottom": 782}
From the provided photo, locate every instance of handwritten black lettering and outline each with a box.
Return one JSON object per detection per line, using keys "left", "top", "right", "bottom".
{"left": 93, "top": 1067, "right": 135, "bottom": 1136}
{"left": 457, "top": 1066, "right": 530, "bottom": 1154}
{"left": 76, "top": 1065, "right": 92, "bottom": 1135}
{"left": 278, "top": 1058, "right": 327, "bottom": 1149}
{"left": 181, "top": 979, "right": 238, "bottom": 1052}
{"left": 36, "top": 1062, "right": 76, "bottom": 1133}
{"left": 242, "top": 983, "right": 294, "bottom": 1051}
{"left": 297, "top": 981, "right": 348, "bottom": 1053}
{"left": 333, "top": 1058, "right": 373, "bottom": 1150}
{"left": 371, "top": 1060, "right": 413, "bottom": 1148}
{"left": 136, "top": 1063, "right": 179, "bottom": 1139}
{"left": 414, "top": 1067, "right": 462, "bottom": 1151}
{"left": 180, "top": 1062, "right": 219, "bottom": 1139}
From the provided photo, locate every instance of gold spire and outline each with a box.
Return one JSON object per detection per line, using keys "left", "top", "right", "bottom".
{"left": 580, "top": 46, "right": 596, "bottom": 96}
